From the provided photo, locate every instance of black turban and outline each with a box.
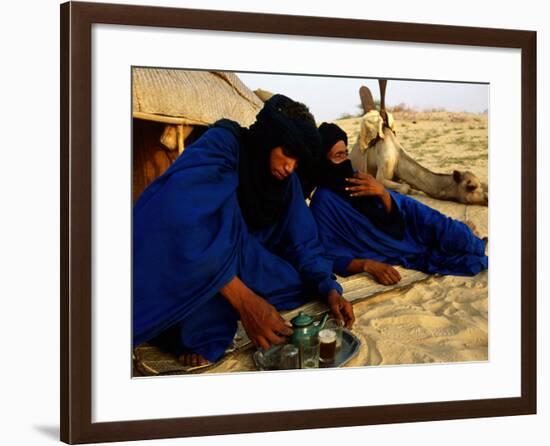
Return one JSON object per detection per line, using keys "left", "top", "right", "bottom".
{"left": 252, "top": 94, "right": 320, "bottom": 163}
{"left": 214, "top": 94, "right": 320, "bottom": 230}
{"left": 318, "top": 122, "right": 348, "bottom": 156}
{"left": 316, "top": 122, "right": 405, "bottom": 240}
{"left": 298, "top": 122, "right": 350, "bottom": 198}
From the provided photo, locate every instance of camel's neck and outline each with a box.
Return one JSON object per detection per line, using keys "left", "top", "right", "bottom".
{"left": 396, "top": 151, "right": 459, "bottom": 199}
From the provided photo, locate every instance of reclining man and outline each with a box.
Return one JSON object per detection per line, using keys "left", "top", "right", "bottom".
{"left": 309, "top": 122, "right": 488, "bottom": 286}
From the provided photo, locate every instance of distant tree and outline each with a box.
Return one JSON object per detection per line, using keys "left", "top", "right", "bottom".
{"left": 338, "top": 99, "right": 424, "bottom": 120}
{"left": 337, "top": 112, "right": 356, "bottom": 119}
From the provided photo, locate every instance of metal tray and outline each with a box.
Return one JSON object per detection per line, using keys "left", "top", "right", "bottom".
{"left": 253, "top": 328, "right": 361, "bottom": 370}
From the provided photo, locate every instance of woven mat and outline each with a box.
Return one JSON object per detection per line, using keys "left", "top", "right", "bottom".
{"left": 132, "top": 267, "right": 427, "bottom": 376}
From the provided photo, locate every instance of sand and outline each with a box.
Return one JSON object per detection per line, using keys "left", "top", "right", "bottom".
{"left": 345, "top": 272, "right": 488, "bottom": 367}
{"left": 202, "top": 111, "right": 489, "bottom": 374}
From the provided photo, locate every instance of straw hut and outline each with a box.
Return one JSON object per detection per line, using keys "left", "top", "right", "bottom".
{"left": 132, "top": 68, "right": 264, "bottom": 202}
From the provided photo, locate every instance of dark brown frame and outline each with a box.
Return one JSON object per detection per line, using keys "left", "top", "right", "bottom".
{"left": 60, "top": 1, "right": 537, "bottom": 443}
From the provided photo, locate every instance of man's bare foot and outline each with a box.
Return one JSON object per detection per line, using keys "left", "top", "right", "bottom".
{"left": 363, "top": 259, "right": 401, "bottom": 285}
{"left": 178, "top": 353, "right": 210, "bottom": 367}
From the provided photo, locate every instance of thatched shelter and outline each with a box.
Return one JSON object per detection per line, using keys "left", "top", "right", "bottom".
{"left": 132, "top": 68, "right": 264, "bottom": 202}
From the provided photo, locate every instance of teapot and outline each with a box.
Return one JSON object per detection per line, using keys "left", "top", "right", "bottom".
{"left": 289, "top": 312, "right": 329, "bottom": 347}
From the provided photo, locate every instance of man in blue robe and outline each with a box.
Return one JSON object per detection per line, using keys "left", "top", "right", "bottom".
{"left": 309, "top": 123, "right": 488, "bottom": 286}
{"left": 133, "top": 96, "right": 354, "bottom": 367}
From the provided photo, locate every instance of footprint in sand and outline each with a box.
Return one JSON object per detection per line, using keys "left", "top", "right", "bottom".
{"left": 371, "top": 314, "right": 455, "bottom": 341}
{"left": 422, "top": 300, "right": 449, "bottom": 315}
{"left": 376, "top": 340, "right": 438, "bottom": 365}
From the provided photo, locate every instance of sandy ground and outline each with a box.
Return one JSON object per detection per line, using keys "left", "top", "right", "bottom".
{"left": 203, "top": 111, "right": 489, "bottom": 374}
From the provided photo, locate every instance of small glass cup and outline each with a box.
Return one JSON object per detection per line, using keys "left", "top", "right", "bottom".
{"left": 255, "top": 346, "right": 280, "bottom": 370}
{"left": 279, "top": 344, "right": 300, "bottom": 370}
{"left": 300, "top": 337, "right": 320, "bottom": 369}
{"left": 318, "top": 328, "right": 337, "bottom": 365}
{"left": 325, "top": 318, "right": 344, "bottom": 352}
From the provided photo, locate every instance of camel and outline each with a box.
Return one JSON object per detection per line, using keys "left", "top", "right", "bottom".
{"left": 348, "top": 80, "right": 488, "bottom": 206}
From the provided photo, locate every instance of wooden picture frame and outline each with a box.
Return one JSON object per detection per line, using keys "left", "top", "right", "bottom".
{"left": 60, "top": 1, "right": 536, "bottom": 443}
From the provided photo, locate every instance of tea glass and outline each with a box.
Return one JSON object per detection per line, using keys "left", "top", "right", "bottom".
{"left": 318, "top": 328, "right": 337, "bottom": 365}
{"left": 324, "top": 318, "right": 344, "bottom": 351}
{"left": 300, "top": 336, "right": 320, "bottom": 369}
{"left": 279, "top": 344, "right": 300, "bottom": 370}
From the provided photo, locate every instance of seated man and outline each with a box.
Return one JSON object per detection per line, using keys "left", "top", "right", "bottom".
{"left": 133, "top": 96, "right": 354, "bottom": 367}
{"left": 309, "top": 123, "right": 488, "bottom": 286}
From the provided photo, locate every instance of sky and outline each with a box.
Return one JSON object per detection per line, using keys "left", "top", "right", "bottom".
{"left": 237, "top": 72, "right": 489, "bottom": 122}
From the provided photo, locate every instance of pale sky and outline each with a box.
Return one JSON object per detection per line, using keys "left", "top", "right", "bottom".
{"left": 237, "top": 71, "right": 489, "bottom": 122}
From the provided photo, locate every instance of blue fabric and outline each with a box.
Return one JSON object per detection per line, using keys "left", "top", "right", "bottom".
{"left": 310, "top": 187, "right": 488, "bottom": 277}
{"left": 133, "top": 127, "right": 342, "bottom": 362}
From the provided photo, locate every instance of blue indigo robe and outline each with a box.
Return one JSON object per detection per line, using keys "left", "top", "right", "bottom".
{"left": 133, "top": 127, "right": 342, "bottom": 362}
{"left": 309, "top": 187, "right": 488, "bottom": 277}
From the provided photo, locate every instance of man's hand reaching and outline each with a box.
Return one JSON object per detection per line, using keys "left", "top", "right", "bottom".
{"left": 326, "top": 289, "right": 355, "bottom": 329}
{"left": 238, "top": 293, "right": 293, "bottom": 350}
{"left": 220, "top": 276, "right": 293, "bottom": 350}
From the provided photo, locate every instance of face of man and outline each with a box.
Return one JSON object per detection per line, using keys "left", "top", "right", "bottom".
{"left": 269, "top": 146, "right": 299, "bottom": 181}
{"left": 327, "top": 140, "right": 349, "bottom": 164}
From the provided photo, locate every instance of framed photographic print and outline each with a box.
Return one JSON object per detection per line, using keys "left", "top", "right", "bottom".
{"left": 60, "top": 1, "right": 536, "bottom": 443}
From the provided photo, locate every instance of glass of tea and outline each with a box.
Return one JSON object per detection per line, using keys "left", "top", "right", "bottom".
{"left": 318, "top": 328, "right": 337, "bottom": 365}
{"left": 325, "top": 318, "right": 344, "bottom": 351}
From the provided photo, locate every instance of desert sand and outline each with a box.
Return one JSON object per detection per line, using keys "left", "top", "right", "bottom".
{"left": 204, "top": 111, "right": 489, "bottom": 374}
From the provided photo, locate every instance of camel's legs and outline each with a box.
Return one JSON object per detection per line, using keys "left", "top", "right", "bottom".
{"left": 378, "top": 176, "right": 411, "bottom": 194}
{"left": 376, "top": 159, "right": 411, "bottom": 194}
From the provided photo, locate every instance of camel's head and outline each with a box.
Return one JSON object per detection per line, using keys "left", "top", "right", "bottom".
{"left": 453, "top": 170, "right": 488, "bottom": 206}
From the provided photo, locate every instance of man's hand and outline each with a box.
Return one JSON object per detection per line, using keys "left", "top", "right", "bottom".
{"left": 238, "top": 293, "right": 293, "bottom": 350}
{"left": 326, "top": 289, "right": 355, "bottom": 329}
{"left": 363, "top": 259, "right": 401, "bottom": 285}
{"left": 345, "top": 172, "right": 392, "bottom": 212}
{"left": 220, "top": 277, "right": 293, "bottom": 350}
{"left": 345, "top": 172, "right": 385, "bottom": 197}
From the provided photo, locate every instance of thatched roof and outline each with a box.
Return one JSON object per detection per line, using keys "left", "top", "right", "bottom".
{"left": 132, "top": 68, "right": 263, "bottom": 127}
